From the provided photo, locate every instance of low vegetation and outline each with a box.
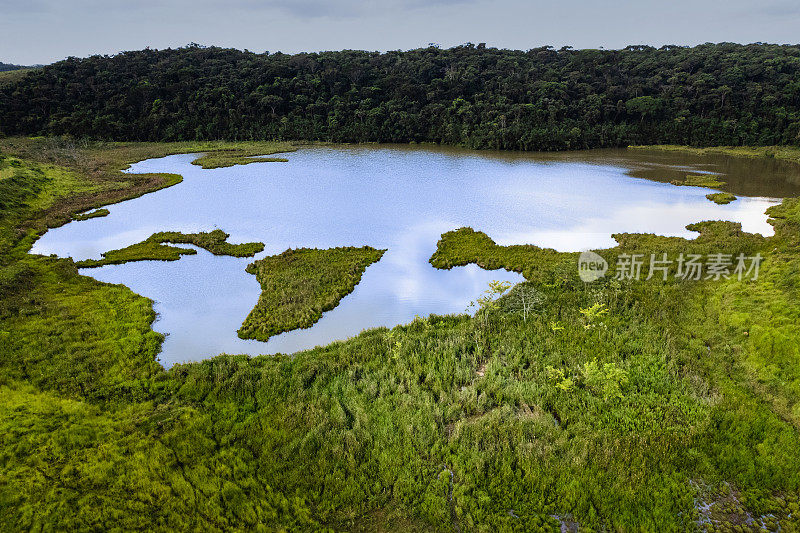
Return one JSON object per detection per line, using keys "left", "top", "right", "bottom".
{"left": 634, "top": 144, "right": 800, "bottom": 166}
{"left": 706, "top": 192, "right": 738, "bottom": 204}
{"left": 192, "top": 148, "right": 291, "bottom": 169}
{"left": 238, "top": 246, "right": 386, "bottom": 341}
{"left": 0, "top": 138, "right": 799, "bottom": 531}
{"left": 429, "top": 226, "right": 576, "bottom": 283}
{"left": 0, "top": 136, "right": 294, "bottom": 245}
{"left": 153, "top": 229, "right": 264, "bottom": 256}
{"left": 76, "top": 229, "right": 264, "bottom": 268}
{"left": 75, "top": 238, "right": 198, "bottom": 268}
{"left": 72, "top": 208, "right": 110, "bottom": 221}
{"left": 670, "top": 173, "right": 726, "bottom": 189}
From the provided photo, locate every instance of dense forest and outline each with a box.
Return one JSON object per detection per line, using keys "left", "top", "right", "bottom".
{"left": 1, "top": 43, "right": 800, "bottom": 149}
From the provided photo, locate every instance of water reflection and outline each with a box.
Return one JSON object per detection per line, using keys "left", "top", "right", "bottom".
{"left": 31, "top": 146, "right": 792, "bottom": 366}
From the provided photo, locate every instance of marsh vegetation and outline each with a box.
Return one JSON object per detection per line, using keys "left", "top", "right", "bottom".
{"left": 706, "top": 192, "right": 738, "bottom": 205}
{"left": 670, "top": 174, "right": 726, "bottom": 189}
{"left": 75, "top": 229, "right": 265, "bottom": 268}
{"left": 190, "top": 146, "right": 294, "bottom": 169}
{"left": 1, "top": 138, "right": 800, "bottom": 531}
{"left": 238, "top": 246, "right": 386, "bottom": 341}
{"left": 72, "top": 208, "right": 110, "bottom": 221}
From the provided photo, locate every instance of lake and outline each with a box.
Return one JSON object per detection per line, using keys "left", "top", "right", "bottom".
{"left": 31, "top": 145, "right": 795, "bottom": 366}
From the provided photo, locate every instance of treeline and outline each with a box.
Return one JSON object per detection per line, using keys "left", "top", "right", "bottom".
{"left": 1, "top": 43, "right": 800, "bottom": 149}
{"left": 0, "top": 63, "right": 31, "bottom": 72}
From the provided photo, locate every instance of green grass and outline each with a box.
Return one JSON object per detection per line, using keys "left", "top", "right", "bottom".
{"left": 192, "top": 150, "right": 291, "bottom": 169}
{"left": 429, "top": 227, "right": 576, "bottom": 283}
{"left": 152, "top": 229, "right": 265, "bottom": 257}
{"left": 73, "top": 208, "right": 110, "bottom": 221}
{"left": 75, "top": 229, "right": 265, "bottom": 268}
{"left": 670, "top": 174, "right": 726, "bottom": 189}
{"left": 706, "top": 192, "right": 738, "bottom": 205}
{"left": 75, "top": 239, "right": 199, "bottom": 268}
{"left": 238, "top": 246, "right": 386, "bottom": 341}
{"left": 1, "top": 138, "right": 800, "bottom": 531}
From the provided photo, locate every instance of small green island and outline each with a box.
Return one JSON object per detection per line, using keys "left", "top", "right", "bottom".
{"left": 670, "top": 173, "right": 726, "bottom": 188}
{"left": 75, "top": 229, "right": 265, "bottom": 268}
{"left": 191, "top": 145, "right": 293, "bottom": 169}
{"left": 238, "top": 246, "right": 386, "bottom": 341}
{"left": 706, "top": 192, "right": 738, "bottom": 204}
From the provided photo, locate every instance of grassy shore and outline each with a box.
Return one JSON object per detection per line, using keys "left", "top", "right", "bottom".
{"left": 1, "top": 138, "right": 800, "bottom": 531}
{"left": 632, "top": 144, "right": 800, "bottom": 165}
{"left": 72, "top": 208, "right": 110, "bottom": 221}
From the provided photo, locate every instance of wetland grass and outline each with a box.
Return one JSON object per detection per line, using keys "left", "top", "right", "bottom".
{"left": 192, "top": 150, "right": 291, "bottom": 169}
{"left": 670, "top": 174, "right": 726, "bottom": 189}
{"left": 238, "top": 246, "right": 386, "bottom": 341}
{"left": 634, "top": 144, "right": 800, "bottom": 166}
{"left": 706, "top": 192, "right": 738, "bottom": 204}
{"left": 75, "top": 229, "right": 265, "bottom": 268}
{"left": 2, "top": 137, "right": 800, "bottom": 531}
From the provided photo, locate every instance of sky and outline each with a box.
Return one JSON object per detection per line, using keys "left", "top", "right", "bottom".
{"left": 2, "top": 0, "right": 800, "bottom": 65}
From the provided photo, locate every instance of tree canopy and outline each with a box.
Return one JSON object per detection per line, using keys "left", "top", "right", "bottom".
{"left": 1, "top": 42, "right": 799, "bottom": 149}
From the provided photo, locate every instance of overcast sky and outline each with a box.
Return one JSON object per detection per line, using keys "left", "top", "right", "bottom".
{"left": 2, "top": 0, "right": 800, "bottom": 65}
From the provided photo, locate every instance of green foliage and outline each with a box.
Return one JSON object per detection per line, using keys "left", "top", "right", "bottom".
{"left": 3, "top": 44, "right": 800, "bottom": 148}
{"left": 467, "top": 280, "right": 512, "bottom": 329}
{"left": 2, "top": 141, "right": 800, "bottom": 530}
{"left": 75, "top": 229, "right": 264, "bottom": 268}
{"left": 706, "top": 192, "right": 737, "bottom": 204}
{"left": 498, "top": 282, "right": 544, "bottom": 322}
{"left": 238, "top": 246, "right": 386, "bottom": 341}
{"left": 581, "top": 359, "right": 628, "bottom": 401}
{"left": 578, "top": 303, "right": 609, "bottom": 328}
{"left": 0, "top": 67, "right": 35, "bottom": 88}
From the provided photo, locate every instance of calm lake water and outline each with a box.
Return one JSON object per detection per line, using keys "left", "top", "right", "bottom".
{"left": 32, "top": 145, "right": 796, "bottom": 366}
